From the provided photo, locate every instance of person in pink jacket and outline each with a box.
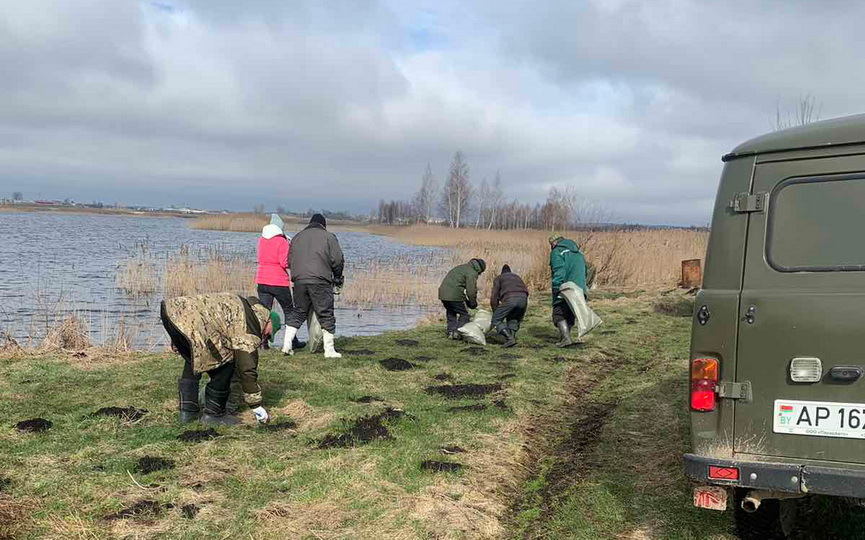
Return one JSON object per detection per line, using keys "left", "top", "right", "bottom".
{"left": 255, "top": 214, "right": 305, "bottom": 352}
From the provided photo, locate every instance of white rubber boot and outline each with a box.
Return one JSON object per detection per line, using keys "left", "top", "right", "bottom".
{"left": 322, "top": 330, "right": 342, "bottom": 359}
{"left": 281, "top": 326, "right": 298, "bottom": 356}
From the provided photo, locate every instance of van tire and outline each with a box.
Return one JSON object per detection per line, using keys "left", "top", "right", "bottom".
{"left": 733, "top": 489, "right": 793, "bottom": 539}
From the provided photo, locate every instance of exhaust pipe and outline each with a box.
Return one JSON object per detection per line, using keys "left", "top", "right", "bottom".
{"left": 741, "top": 494, "right": 762, "bottom": 513}
{"left": 740, "top": 490, "right": 805, "bottom": 513}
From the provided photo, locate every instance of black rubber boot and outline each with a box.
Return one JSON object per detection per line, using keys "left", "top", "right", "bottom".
{"left": 200, "top": 386, "right": 240, "bottom": 425}
{"left": 555, "top": 320, "right": 573, "bottom": 348}
{"left": 502, "top": 328, "right": 517, "bottom": 348}
{"left": 293, "top": 338, "right": 307, "bottom": 350}
{"left": 177, "top": 378, "right": 200, "bottom": 423}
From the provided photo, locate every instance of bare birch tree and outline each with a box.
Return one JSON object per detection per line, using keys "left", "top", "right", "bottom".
{"left": 440, "top": 151, "right": 472, "bottom": 228}
{"left": 413, "top": 164, "right": 438, "bottom": 224}
{"left": 773, "top": 95, "right": 821, "bottom": 131}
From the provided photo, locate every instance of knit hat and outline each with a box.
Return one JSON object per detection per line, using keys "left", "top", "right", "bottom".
{"left": 501, "top": 264, "right": 511, "bottom": 274}
{"left": 548, "top": 233, "right": 563, "bottom": 245}
{"left": 472, "top": 258, "right": 486, "bottom": 273}
{"left": 309, "top": 213, "right": 327, "bottom": 228}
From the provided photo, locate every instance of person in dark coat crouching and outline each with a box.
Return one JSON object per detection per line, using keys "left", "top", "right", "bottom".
{"left": 489, "top": 264, "right": 529, "bottom": 348}
{"left": 282, "top": 213, "right": 345, "bottom": 358}
{"left": 438, "top": 258, "right": 486, "bottom": 339}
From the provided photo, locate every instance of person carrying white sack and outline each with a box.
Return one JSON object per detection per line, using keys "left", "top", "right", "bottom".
{"left": 549, "top": 233, "right": 595, "bottom": 347}
{"left": 282, "top": 214, "right": 345, "bottom": 358}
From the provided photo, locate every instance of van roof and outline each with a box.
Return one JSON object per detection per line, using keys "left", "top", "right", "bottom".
{"left": 723, "top": 113, "right": 865, "bottom": 162}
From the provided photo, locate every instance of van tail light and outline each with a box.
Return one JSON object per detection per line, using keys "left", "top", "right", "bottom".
{"left": 691, "top": 358, "right": 719, "bottom": 412}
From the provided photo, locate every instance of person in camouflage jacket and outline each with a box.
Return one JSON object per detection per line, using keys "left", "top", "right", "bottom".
{"left": 160, "top": 293, "right": 278, "bottom": 425}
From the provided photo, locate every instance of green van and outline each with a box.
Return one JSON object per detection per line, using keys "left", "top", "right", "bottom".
{"left": 685, "top": 114, "right": 865, "bottom": 538}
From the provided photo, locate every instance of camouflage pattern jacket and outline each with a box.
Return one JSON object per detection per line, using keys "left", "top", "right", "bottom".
{"left": 162, "top": 293, "right": 270, "bottom": 406}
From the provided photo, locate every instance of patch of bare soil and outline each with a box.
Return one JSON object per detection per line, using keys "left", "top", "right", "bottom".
{"left": 395, "top": 339, "right": 420, "bottom": 347}
{"left": 420, "top": 460, "right": 463, "bottom": 473}
{"left": 0, "top": 477, "right": 10, "bottom": 492}
{"left": 103, "top": 500, "right": 168, "bottom": 521}
{"left": 134, "top": 456, "right": 175, "bottom": 474}
{"left": 498, "top": 373, "right": 517, "bottom": 380}
{"left": 180, "top": 504, "right": 199, "bottom": 520}
{"left": 379, "top": 358, "right": 416, "bottom": 371}
{"left": 15, "top": 418, "right": 52, "bottom": 433}
{"left": 260, "top": 420, "right": 298, "bottom": 432}
{"left": 440, "top": 445, "right": 466, "bottom": 455}
{"left": 352, "top": 395, "right": 384, "bottom": 404}
{"left": 426, "top": 383, "right": 502, "bottom": 399}
{"left": 433, "top": 373, "right": 454, "bottom": 381}
{"left": 177, "top": 428, "right": 220, "bottom": 443}
{"left": 316, "top": 408, "right": 405, "bottom": 449}
{"left": 92, "top": 406, "right": 148, "bottom": 422}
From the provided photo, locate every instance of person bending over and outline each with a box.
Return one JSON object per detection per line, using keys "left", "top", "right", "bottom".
{"left": 438, "top": 258, "right": 486, "bottom": 339}
{"left": 489, "top": 264, "right": 529, "bottom": 348}
{"left": 161, "top": 293, "right": 276, "bottom": 425}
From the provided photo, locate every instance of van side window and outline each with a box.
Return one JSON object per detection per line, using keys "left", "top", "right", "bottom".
{"left": 767, "top": 175, "right": 865, "bottom": 272}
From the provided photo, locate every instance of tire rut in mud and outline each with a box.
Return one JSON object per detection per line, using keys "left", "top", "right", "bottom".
{"left": 507, "top": 364, "right": 618, "bottom": 538}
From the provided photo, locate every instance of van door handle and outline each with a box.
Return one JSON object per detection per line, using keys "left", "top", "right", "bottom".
{"left": 744, "top": 305, "right": 756, "bottom": 324}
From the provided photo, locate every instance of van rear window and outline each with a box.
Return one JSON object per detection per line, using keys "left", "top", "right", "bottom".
{"left": 768, "top": 176, "right": 865, "bottom": 272}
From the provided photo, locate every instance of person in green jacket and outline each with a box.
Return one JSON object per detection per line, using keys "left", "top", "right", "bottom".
{"left": 549, "top": 234, "right": 587, "bottom": 347}
{"left": 438, "top": 258, "right": 486, "bottom": 339}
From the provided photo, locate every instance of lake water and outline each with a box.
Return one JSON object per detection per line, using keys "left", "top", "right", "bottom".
{"left": 0, "top": 212, "right": 446, "bottom": 349}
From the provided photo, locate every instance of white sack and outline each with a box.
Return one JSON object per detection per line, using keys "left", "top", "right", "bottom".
{"left": 457, "top": 309, "right": 492, "bottom": 345}
{"left": 307, "top": 310, "right": 323, "bottom": 353}
{"left": 560, "top": 281, "right": 602, "bottom": 338}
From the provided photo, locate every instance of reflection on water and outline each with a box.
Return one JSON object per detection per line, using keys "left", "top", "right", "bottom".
{"left": 0, "top": 212, "right": 445, "bottom": 349}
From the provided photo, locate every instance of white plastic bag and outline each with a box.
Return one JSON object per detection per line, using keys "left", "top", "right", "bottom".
{"left": 560, "top": 281, "right": 602, "bottom": 338}
{"left": 457, "top": 309, "right": 492, "bottom": 345}
{"left": 307, "top": 310, "right": 323, "bottom": 353}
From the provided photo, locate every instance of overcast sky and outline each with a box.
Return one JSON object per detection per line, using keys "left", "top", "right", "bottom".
{"left": 1, "top": 0, "right": 861, "bottom": 224}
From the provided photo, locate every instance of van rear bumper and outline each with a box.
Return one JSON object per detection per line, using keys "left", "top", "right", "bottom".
{"left": 684, "top": 453, "right": 865, "bottom": 498}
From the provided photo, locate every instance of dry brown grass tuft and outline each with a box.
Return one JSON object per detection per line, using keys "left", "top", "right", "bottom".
{"left": 115, "top": 246, "right": 158, "bottom": 295}
{"left": 41, "top": 315, "right": 91, "bottom": 351}
{"left": 0, "top": 495, "right": 34, "bottom": 539}
{"left": 274, "top": 400, "right": 334, "bottom": 432}
{"left": 163, "top": 246, "right": 255, "bottom": 298}
{"left": 189, "top": 213, "right": 270, "bottom": 232}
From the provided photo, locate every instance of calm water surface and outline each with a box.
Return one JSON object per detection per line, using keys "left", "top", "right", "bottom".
{"left": 0, "top": 212, "right": 445, "bottom": 348}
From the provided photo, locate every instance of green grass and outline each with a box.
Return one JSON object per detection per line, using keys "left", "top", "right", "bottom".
{"left": 0, "top": 292, "right": 735, "bottom": 539}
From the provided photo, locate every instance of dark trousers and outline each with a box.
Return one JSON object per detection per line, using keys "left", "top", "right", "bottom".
{"left": 180, "top": 356, "right": 234, "bottom": 391}
{"left": 257, "top": 284, "right": 294, "bottom": 317}
{"left": 552, "top": 301, "right": 575, "bottom": 326}
{"left": 286, "top": 282, "right": 336, "bottom": 333}
{"left": 491, "top": 295, "right": 528, "bottom": 333}
{"left": 442, "top": 300, "right": 470, "bottom": 334}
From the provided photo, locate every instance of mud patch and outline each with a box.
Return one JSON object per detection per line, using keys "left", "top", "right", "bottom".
{"left": 439, "top": 445, "right": 466, "bottom": 455}
{"left": 342, "top": 348, "right": 376, "bottom": 356}
{"left": 15, "top": 418, "right": 52, "bottom": 433}
{"left": 352, "top": 395, "right": 384, "bottom": 404}
{"left": 0, "top": 477, "right": 10, "bottom": 492}
{"left": 550, "top": 356, "right": 568, "bottom": 363}
{"left": 379, "top": 358, "right": 416, "bottom": 371}
{"left": 414, "top": 355, "right": 433, "bottom": 362}
{"left": 433, "top": 373, "right": 454, "bottom": 381}
{"left": 181, "top": 504, "right": 199, "bottom": 520}
{"left": 92, "top": 406, "right": 148, "bottom": 422}
{"left": 420, "top": 460, "right": 463, "bottom": 473}
{"left": 447, "top": 403, "right": 487, "bottom": 413}
{"left": 426, "top": 383, "right": 502, "bottom": 399}
{"left": 103, "top": 500, "right": 166, "bottom": 521}
{"left": 461, "top": 346, "right": 487, "bottom": 355}
{"left": 395, "top": 339, "right": 420, "bottom": 347}
{"left": 134, "top": 456, "right": 175, "bottom": 474}
{"left": 599, "top": 330, "right": 617, "bottom": 335}
{"left": 499, "top": 353, "right": 522, "bottom": 360}
{"left": 493, "top": 399, "right": 511, "bottom": 412}
{"left": 316, "top": 408, "right": 405, "bottom": 449}
{"left": 260, "top": 420, "right": 298, "bottom": 432}
{"left": 177, "top": 428, "right": 220, "bottom": 443}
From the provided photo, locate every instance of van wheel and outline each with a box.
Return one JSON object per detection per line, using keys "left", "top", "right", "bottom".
{"left": 733, "top": 489, "right": 797, "bottom": 539}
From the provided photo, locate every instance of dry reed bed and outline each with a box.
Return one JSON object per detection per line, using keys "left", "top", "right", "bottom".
{"left": 190, "top": 213, "right": 369, "bottom": 233}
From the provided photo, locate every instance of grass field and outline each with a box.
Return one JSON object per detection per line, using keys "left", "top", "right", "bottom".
{"left": 0, "top": 291, "right": 736, "bottom": 539}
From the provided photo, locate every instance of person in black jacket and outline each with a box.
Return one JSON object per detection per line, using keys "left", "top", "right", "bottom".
{"left": 282, "top": 213, "right": 345, "bottom": 358}
{"left": 489, "top": 265, "right": 529, "bottom": 347}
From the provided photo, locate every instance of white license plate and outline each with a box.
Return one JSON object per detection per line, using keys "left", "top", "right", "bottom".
{"left": 693, "top": 486, "right": 727, "bottom": 511}
{"left": 774, "top": 399, "right": 865, "bottom": 439}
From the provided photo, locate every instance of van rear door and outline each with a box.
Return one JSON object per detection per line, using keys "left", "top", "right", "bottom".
{"left": 735, "top": 152, "right": 865, "bottom": 462}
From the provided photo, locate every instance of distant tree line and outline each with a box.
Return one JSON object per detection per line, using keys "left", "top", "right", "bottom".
{"left": 376, "top": 151, "right": 609, "bottom": 230}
